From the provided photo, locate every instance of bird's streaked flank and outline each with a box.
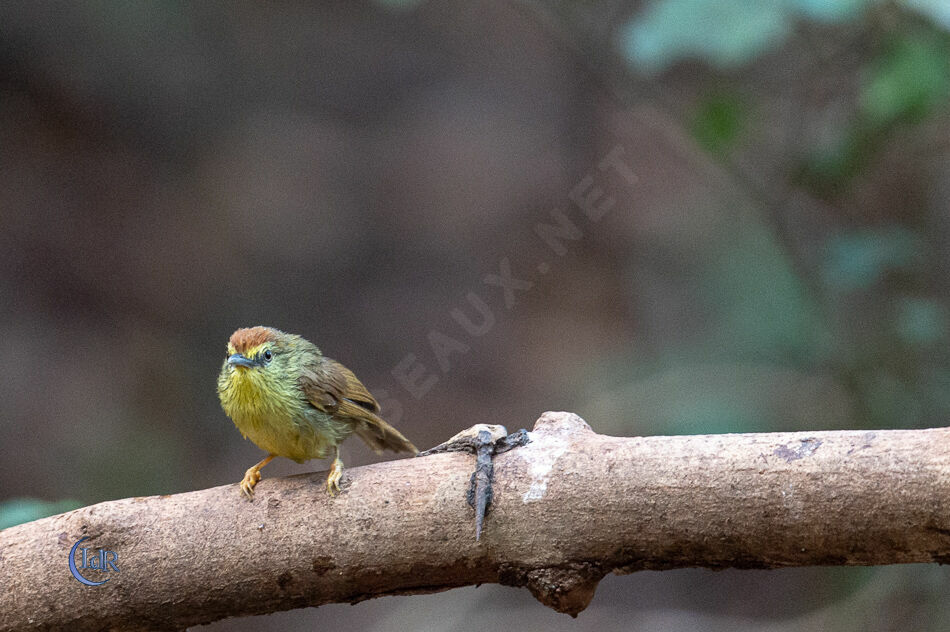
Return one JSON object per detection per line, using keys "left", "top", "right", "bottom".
{"left": 217, "top": 326, "right": 417, "bottom": 498}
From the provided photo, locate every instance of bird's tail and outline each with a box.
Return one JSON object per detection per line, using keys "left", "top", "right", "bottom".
{"left": 354, "top": 414, "right": 418, "bottom": 455}
{"left": 338, "top": 399, "right": 418, "bottom": 454}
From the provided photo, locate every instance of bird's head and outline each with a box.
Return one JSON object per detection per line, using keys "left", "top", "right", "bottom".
{"left": 218, "top": 326, "right": 319, "bottom": 389}
{"left": 224, "top": 326, "right": 282, "bottom": 371}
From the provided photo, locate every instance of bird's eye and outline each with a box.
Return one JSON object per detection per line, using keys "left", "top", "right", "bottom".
{"left": 262, "top": 349, "right": 273, "bottom": 363}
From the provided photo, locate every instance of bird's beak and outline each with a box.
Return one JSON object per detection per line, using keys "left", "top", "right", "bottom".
{"left": 227, "top": 353, "right": 257, "bottom": 369}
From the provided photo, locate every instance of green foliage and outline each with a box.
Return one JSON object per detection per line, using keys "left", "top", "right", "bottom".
{"left": 703, "top": 224, "right": 823, "bottom": 362}
{"left": 821, "top": 227, "right": 922, "bottom": 291}
{"left": 665, "top": 393, "right": 757, "bottom": 435}
{"left": 620, "top": 0, "right": 874, "bottom": 73}
{"left": 923, "top": 369, "right": 950, "bottom": 414}
{"left": 0, "top": 498, "right": 82, "bottom": 530}
{"left": 793, "top": 127, "right": 878, "bottom": 195}
{"left": 620, "top": 0, "right": 950, "bottom": 75}
{"left": 895, "top": 297, "right": 947, "bottom": 345}
{"left": 624, "top": 1, "right": 950, "bottom": 197}
{"left": 621, "top": 0, "right": 789, "bottom": 73}
{"left": 625, "top": 2, "right": 950, "bottom": 191}
{"left": 797, "top": 30, "right": 950, "bottom": 193}
{"left": 691, "top": 92, "right": 746, "bottom": 153}
{"left": 861, "top": 33, "right": 950, "bottom": 126}
{"left": 857, "top": 369, "right": 923, "bottom": 428}
{"left": 904, "top": 0, "right": 950, "bottom": 30}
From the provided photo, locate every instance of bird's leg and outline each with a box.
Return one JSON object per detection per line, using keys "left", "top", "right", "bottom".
{"left": 240, "top": 454, "right": 275, "bottom": 499}
{"left": 326, "top": 446, "right": 344, "bottom": 496}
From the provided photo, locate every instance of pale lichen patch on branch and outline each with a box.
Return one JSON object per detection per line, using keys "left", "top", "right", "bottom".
{"left": 522, "top": 433, "right": 568, "bottom": 502}
{"left": 522, "top": 410, "right": 595, "bottom": 502}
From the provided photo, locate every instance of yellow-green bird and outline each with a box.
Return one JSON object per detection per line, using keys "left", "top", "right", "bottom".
{"left": 217, "top": 326, "right": 417, "bottom": 498}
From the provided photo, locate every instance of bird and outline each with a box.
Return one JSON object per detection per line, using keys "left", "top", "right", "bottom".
{"left": 217, "top": 326, "right": 417, "bottom": 498}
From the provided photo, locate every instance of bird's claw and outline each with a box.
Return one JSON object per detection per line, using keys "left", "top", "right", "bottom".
{"left": 326, "top": 458, "right": 343, "bottom": 496}
{"left": 240, "top": 467, "right": 262, "bottom": 500}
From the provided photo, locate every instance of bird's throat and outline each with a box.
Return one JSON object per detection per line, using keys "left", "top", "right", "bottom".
{"left": 222, "top": 369, "right": 271, "bottom": 419}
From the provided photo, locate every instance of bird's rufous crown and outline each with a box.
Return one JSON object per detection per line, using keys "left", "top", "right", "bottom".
{"left": 229, "top": 327, "right": 279, "bottom": 354}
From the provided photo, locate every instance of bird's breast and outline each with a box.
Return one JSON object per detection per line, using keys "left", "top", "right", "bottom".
{"left": 218, "top": 368, "right": 348, "bottom": 462}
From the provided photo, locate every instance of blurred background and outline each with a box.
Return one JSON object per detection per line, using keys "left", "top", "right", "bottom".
{"left": 2, "top": 0, "right": 949, "bottom": 630}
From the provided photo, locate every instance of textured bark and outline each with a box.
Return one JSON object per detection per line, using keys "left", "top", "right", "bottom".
{"left": 3, "top": 411, "right": 950, "bottom": 631}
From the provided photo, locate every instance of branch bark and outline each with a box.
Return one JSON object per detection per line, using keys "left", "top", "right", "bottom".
{"left": 3, "top": 412, "right": 950, "bottom": 631}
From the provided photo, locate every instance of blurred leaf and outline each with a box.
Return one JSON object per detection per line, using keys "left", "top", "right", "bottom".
{"left": 667, "top": 397, "right": 756, "bottom": 434}
{"left": 857, "top": 369, "right": 922, "bottom": 427}
{"left": 621, "top": 0, "right": 790, "bottom": 72}
{"left": 860, "top": 33, "right": 950, "bottom": 127}
{"left": 799, "top": 30, "right": 950, "bottom": 194}
{"left": 620, "top": 0, "right": 875, "bottom": 73}
{"left": 793, "top": 123, "right": 884, "bottom": 195}
{"left": 922, "top": 369, "right": 950, "bottom": 414}
{"left": 0, "top": 498, "right": 82, "bottom": 530}
{"left": 822, "top": 227, "right": 922, "bottom": 291}
{"left": 691, "top": 92, "right": 746, "bottom": 153}
{"left": 796, "top": 0, "right": 873, "bottom": 20}
{"left": 582, "top": 361, "right": 857, "bottom": 438}
{"left": 903, "top": 0, "right": 950, "bottom": 31}
{"left": 704, "top": 226, "right": 823, "bottom": 362}
{"left": 895, "top": 297, "right": 946, "bottom": 345}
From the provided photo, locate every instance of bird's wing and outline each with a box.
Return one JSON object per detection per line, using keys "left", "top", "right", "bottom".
{"left": 299, "top": 357, "right": 417, "bottom": 455}
{"left": 298, "top": 357, "right": 380, "bottom": 414}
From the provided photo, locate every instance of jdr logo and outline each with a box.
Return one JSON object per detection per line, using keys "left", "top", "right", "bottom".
{"left": 68, "top": 536, "right": 119, "bottom": 586}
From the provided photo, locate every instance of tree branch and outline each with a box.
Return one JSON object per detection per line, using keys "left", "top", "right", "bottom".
{"left": 3, "top": 412, "right": 950, "bottom": 631}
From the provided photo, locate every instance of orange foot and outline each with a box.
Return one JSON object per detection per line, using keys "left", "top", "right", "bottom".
{"left": 326, "top": 457, "right": 343, "bottom": 496}
{"left": 240, "top": 455, "right": 275, "bottom": 500}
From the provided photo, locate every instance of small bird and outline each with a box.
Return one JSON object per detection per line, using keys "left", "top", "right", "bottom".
{"left": 217, "top": 326, "right": 417, "bottom": 498}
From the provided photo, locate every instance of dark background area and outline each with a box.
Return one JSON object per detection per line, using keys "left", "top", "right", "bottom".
{"left": 2, "top": 1, "right": 949, "bottom": 630}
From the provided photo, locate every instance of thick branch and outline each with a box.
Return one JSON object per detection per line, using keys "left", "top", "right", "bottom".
{"left": 3, "top": 412, "right": 950, "bottom": 631}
